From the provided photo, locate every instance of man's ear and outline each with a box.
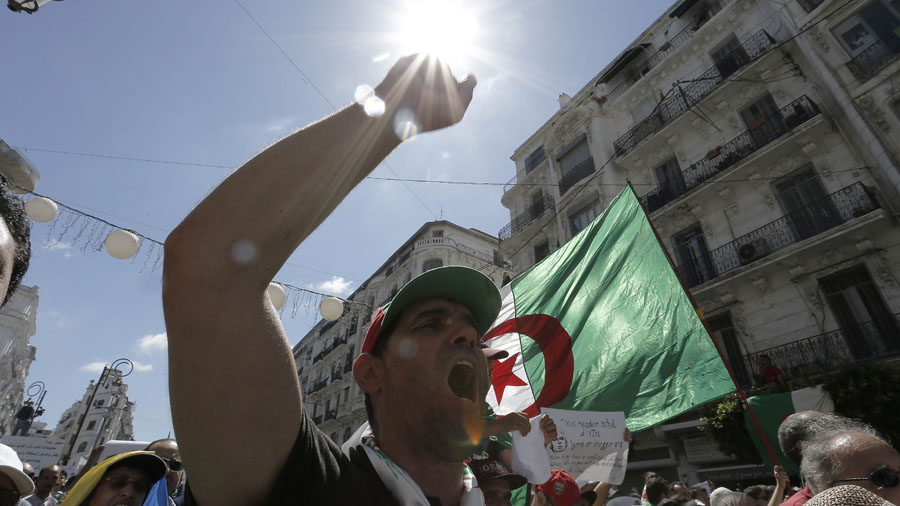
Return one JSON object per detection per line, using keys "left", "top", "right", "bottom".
{"left": 353, "top": 353, "right": 385, "bottom": 394}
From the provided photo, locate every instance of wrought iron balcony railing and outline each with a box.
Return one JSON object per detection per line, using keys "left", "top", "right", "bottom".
{"left": 344, "top": 359, "right": 353, "bottom": 374}
{"left": 499, "top": 194, "right": 555, "bottom": 241}
{"left": 676, "top": 182, "right": 879, "bottom": 288}
{"left": 738, "top": 315, "right": 900, "bottom": 387}
{"left": 614, "top": 30, "right": 775, "bottom": 156}
{"left": 847, "top": 35, "right": 900, "bottom": 82}
{"left": 796, "top": 0, "right": 825, "bottom": 13}
{"left": 325, "top": 407, "right": 338, "bottom": 421}
{"left": 558, "top": 157, "right": 596, "bottom": 195}
{"left": 307, "top": 378, "right": 329, "bottom": 395}
{"left": 640, "top": 96, "right": 821, "bottom": 213}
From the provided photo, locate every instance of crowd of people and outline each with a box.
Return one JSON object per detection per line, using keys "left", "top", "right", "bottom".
{"left": 0, "top": 53, "right": 897, "bottom": 506}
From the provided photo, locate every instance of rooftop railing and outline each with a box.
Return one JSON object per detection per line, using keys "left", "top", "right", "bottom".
{"left": 614, "top": 30, "right": 775, "bottom": 156}
{"left": 499, "top": 194, "right": 555, "bottom": 241}
{"left": 640, "top": 96, "right": 821, "bottom": 213}
{"left": 675, "top": 183, "right": 879, "bottom": 289}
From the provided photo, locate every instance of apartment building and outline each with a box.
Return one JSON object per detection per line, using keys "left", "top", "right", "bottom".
{"left": 500, "top": 0, "right": 900, "bottom": 489}
{"left": 293, "top": 221, "right": 510, "bottom": 445}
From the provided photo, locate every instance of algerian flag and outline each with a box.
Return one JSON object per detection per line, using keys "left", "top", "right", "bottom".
{"left": 483, "top": 186, "right": 735, "bottom": 432}
{"left": 743, "top": 386, "right": 834, "bottom": 475}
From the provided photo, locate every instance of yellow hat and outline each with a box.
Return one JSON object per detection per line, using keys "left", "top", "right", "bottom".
{"left": 61, "top": 451, "right": 167, "bottom": 506}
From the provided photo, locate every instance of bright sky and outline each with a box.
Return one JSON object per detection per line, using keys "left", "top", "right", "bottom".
{"left": 1, "top": 0, "right": 673, "bottom": 441}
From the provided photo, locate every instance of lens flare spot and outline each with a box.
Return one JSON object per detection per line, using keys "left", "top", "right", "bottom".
{"left": 395, "top": 337, "right": 418, "bottom": 359}
{"left": 230, "top": 239, "right": 258, "bottom": 265}
{"left": 354, "top": 84, "right": 375, "bottom": 103}
{"left": 363, "top": 96, "right": 386, "bottom": 117}
{"left": 393, "top": 108, "right": 419, "bottom": 141}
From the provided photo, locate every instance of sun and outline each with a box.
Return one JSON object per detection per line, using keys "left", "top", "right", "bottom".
{"left": 395, "top": 0, "right": 479, "bottom": 69}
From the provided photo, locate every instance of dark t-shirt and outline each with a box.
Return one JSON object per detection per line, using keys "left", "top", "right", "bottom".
{"left": 15, "top": 406, "right": 34, "bottom": 420}
{"left": 183, "top": 411, "right": 402, "bottom": 505}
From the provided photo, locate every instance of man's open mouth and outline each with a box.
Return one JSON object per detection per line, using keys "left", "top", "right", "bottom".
{"left": 447, "top": 360, "right": 477, "bottom": 403}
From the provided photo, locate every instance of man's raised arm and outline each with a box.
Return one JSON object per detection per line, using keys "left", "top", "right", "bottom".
{"left": 162, "top": 55, "right": 475, "bottom": 506}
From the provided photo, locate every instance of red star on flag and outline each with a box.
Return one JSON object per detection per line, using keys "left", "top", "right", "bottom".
{"left": 491, "top": 352, "right": 527, "bottom": 404}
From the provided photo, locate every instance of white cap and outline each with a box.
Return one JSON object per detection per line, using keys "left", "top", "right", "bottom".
{"left": 0, "top": 443, "right": 35, "bottom": 496}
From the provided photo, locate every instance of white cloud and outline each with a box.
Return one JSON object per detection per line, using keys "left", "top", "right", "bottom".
{"left": 266, "top": 115, "right": 301, "bottom": 134}
{"left": 79, "top": 362, "right": 107, "bottom": 374}
{"left": 315, "top": 276, "right": 353, "bottom": 297}
{"left": 372, "top": 52, "right": 391, "bottom": 62}
{"left": 44, "top": 239, "right": 71, "bottom": 251}
{"left": 136, "top": 332, "right": 168, "bottom": 355}
{"left": 132, "top": 361, "right": 153, "bottom": 372}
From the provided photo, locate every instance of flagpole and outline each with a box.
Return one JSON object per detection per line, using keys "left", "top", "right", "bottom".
{"left": 624, "top": 182, "right": 782, "bottom": 467}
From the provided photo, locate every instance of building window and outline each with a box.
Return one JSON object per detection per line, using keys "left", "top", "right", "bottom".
{"left": 711, "top": 36, "right": 750, "bottom": 79}
{"left": 834, "top": 1, "right": 900, "bottom": 79}
{"left": 533, "top": 241, "right": 550, "bottom": 263}
{"left": 343, "top": 387, "right": 350, "bottom": 403}
{"left": 432, "top": 229, "right": 444, "bottom": 238}
{"left": 422, "top": 258, "right": 443, "bottom": 272}
{"left": 655, "top": 158, "right": 686, "bottom": 201}
{"left": 86, "top": 420, "right": 97, "bottom": 431}
{"left": 77, "top": 442, "right": 88, "bottom": 453}
{"left": 96, "top": 399, "right": 105, "bottom": 407}
{"left": 331, "top": 432, "right": 339, "bottom": 441}
{"left": 558, "top": 139, "right": 590, "bottom": 179}
{"left": 706, "top": 312, "right": 750, "bottom": 388}
{"left": 569, "top": 200, "right": 603, "bottom": 235}
{"left": 525, "top": 146, "right": 546, "bottom": 174}
{"left": 674, "top": 225, "right": 715, "bottom": 287}
{"left": 772, "top": 166, "right": 839, "bottom": 240}
{"left": 819, "top": 265, "right": 900, "bottom": 359}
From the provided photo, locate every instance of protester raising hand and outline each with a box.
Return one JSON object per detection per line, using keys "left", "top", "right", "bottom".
{"left": 767, "top": 465, "right": 789, "bottom": 506}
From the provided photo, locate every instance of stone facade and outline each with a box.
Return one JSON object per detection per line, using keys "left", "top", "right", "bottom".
{"left": 0, "top": 285, "right": 39, "bottom": 436}
{"left": 500, "top": 0, "right": 900, "bottom": 490}
{"left": 293, "top": 221, "right": 510, "bottom": 445}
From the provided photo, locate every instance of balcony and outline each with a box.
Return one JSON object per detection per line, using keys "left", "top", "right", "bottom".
{"left": 559, "top": 158, "right": 596, "bottom": 195}
{"left": 313, "top": 334, "right": 348, "bottom": 364}
{"left": 641, "top": 96, "right": 821, "bottom": 213}
{"left": 847, "top": 34, "right": 900, "bottom": 82}
{"left": 737, "top": 315, "right": 900, "bottom": 388}
{"left": 499, "top": 194, "right": 556, "bottom": 241}
{"left": 325, "top": 407, "right": 338, "bottom": 421}
{"left": 795, "top": 0, "right": 825, "bottom": 13}
{"left": 307, "top": 378, "right": 328, "bottom": 395}
{"left": 344, "top": 358, "right": 353, "bottom": 374}
{"left": 614, "top": 30, "right": 776, "bottom": 156}
{"left": 677, "top": 182, "right": 880, "bottom": 288}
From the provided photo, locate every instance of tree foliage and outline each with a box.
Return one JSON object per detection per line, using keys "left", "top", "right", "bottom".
{"left": 821, "top": 361, "right": 900, "bottom": 446}
{"left": 699, "top": 393, "right": 762, "bottom": 464}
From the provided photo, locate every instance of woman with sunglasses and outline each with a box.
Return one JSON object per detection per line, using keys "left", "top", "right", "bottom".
{"left": 60, "top": 451, "right": 167, "bottom": 506}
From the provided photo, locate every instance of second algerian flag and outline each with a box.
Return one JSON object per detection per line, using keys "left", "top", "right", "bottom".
{"left": 483, "top": 186, "right": 735, "bottom": 431}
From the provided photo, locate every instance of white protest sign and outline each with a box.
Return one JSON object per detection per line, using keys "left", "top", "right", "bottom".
{"left": 541, "top": 409, "right": 628, "bottom": 485}
{"left": 0, "top": 435, "right": 65, "bottom": 473}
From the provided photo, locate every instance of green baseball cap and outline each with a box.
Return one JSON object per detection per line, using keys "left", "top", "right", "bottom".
{"left": 360, "top": 266, "right": 502, "bottom": 354}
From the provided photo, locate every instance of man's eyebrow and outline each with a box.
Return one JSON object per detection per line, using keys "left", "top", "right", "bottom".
{"left": 411, "top": 307, "right": 477, "bottom": 327}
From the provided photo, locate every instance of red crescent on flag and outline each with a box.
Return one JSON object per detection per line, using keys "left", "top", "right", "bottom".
{"left": 483, "top": 314, "right": 574, "bottom": 417}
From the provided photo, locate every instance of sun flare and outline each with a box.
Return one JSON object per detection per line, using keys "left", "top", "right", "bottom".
{"left": 395, "top": 0, "right": 479, "bottom": 69}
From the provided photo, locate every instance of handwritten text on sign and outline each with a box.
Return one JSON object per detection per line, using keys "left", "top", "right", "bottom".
{"left": 541, "top": 409, "right": 628, "bottom": 485}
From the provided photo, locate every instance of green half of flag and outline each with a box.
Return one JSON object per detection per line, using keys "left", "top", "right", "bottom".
{"left": 498, "top": 186, "right": 736, "bottom": 432}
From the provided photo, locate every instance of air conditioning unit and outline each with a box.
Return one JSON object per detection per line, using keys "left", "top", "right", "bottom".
{"left": 738, "top": 240, "right": 768, "bottom": 265}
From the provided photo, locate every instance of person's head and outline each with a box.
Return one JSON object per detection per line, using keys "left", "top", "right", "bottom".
{"left": 779, "top": 413, "right": 874, "bottom": 466}
{"left": 0, "top": 184, "right": 30, "bottom": 307}
{"left": 353, "top": 266, "right": 500, "bottom": 461}
{"left": 144, "top": 438, "right": 182, "bottom": 496}
{"left": 469, "top": 457, "right": 526, "bottom": 506}
{"left": 62, "top": 451, "right": 166, "bottom": 506}
{"left": 0, "top": 443, "right": 34, "bottom": 506}
{"left": 742, "top": 485, "right": 769, "bottom": 506}
{"left": 646, "top": 477, "right": 671, "bottom": 506}
{"left": 759, "top": 355, "right": 772, "bottom": 368}
{"left": 709, "top": 489, "right": 753, "bottom": 506}
{"left": 21, "top": 462, "right": 34, "bottom": 481}
{"left": 672, "top": 482, "right": 692, "bottom": 503}
{"left": 579, "top": 482, "right": 600, "bottom": 506}
{"left": 533, "top": 470, "right": 582, "bottom": 506}
{"left": 34, "top": 465, "right": 62, "bottom": 497}
{"left": 24, "top": 400, "right": 33, "bottom": 406}
{"left": 691, "top": 486, "right": 711, "bottom": 505}
{"left": 802, "top": 430, "right": 900, "bottom": 504}
{"left": 657, "top": 499, "right": 680, "bottom": 506}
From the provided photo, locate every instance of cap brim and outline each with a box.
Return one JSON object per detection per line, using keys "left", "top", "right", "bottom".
{"left": 382, "top": 266, "right": 501, "bottom": 338}
{"left": 0, "top": 464, "right": 34, "bottom": 496}
{"left": 62, "top": 451, "right": 167, "bottom": 506}
{"left": 500, "top": 472, "right": 528, "bottom": 490}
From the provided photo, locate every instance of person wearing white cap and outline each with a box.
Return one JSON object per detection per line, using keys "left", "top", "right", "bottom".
{"left": 0, "top": 443, "right": 35, "bottom": 506}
